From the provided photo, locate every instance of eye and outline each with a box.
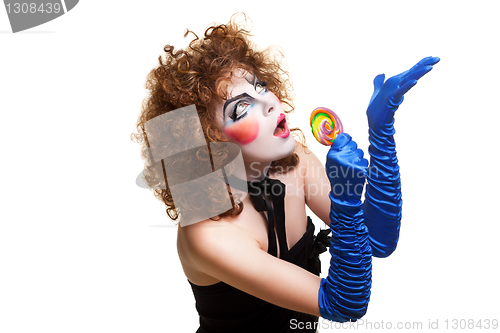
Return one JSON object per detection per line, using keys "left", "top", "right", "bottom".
{"left": 231, "top": 101, "right": 250, "bottom": 120}
{"left": 255, "top": 81, "right": 267, "bottom": 94}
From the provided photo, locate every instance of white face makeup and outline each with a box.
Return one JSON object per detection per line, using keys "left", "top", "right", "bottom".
{"left": 214, "top": 70, "right": 296, "bottom": 164}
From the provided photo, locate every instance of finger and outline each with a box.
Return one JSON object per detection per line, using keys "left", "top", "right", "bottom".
{"left": 349, "top": 148, "right": 365, "bottom": 163}
{"left": 401, "top": 66, "right": 433, "bottom": 85}
{"left": 351, "top": 147, "right": 364, "bottom": 159}
{"left": 344, "top": 140, "right": 358, "bottom": 153}
{"left": 369, "top": 74, "right": 385, "bottom": 104}
{"left": 411, "top": 56, "right": 436, "bottom": 69}
{"left": 394, "top": 79, "right": 417, "bottom": 101}
{"left": 418, "top": 56, "right": 440, "bottom": 67}
{"left": 330, "top": 133, "right": 352, "bottom": 151}
{"left": 351, "top": 157, "right": 369, "bottom": 174}
{"left": 353, "top": 161, "right": 368, "bottom": 178}
{"left": 373, "top": 74, "right": 385, "bottom": 92}
{"left": 401, "top": 56, "right": 439, "bottom": 79}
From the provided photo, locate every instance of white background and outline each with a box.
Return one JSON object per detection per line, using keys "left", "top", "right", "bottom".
{"left": 1, "top": 1, "right": 499, "bottom": 332}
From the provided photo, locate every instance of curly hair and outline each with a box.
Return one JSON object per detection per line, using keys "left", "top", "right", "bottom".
{"left": 132, "top": 14, "right": 307, "bottom": 222}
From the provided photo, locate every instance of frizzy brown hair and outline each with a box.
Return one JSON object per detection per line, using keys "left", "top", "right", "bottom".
{"left": 132, "top": 14, "right": 307, "bottom": 222}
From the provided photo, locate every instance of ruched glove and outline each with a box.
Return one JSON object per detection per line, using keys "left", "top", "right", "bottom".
{"left": 364, "top": 57, "right": 440, "bottom": 257}
{"left": 318, "top": 133, "right": 372, "bottom": 322}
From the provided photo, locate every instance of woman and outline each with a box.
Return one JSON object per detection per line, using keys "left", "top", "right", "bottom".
{"left": 133, "top": 15, "right": 439, "bottom": 333}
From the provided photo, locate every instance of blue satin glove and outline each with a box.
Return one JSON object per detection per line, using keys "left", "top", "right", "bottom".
{"left": 364, "top": 57, "right": 440, "bottom": 257}
{"left": 326, "top": 133, "right": 369, "bottom": 205}
{"left": 319, "top": 133, "right": 372, "bottom": 322}
{"left": 367, "top": 56, "right": 440, "bottom": 135}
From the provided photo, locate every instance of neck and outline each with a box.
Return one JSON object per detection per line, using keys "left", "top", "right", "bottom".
{"left": 244, "top": 160, "right": 271, "bottom": 182}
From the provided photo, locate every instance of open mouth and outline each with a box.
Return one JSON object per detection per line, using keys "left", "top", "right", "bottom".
{"left": 273, "top": 113, "right": 290, "bottom": 138}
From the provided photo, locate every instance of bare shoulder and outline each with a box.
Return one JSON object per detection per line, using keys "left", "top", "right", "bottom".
{"left": 177, "top": 216, "right": 260, "bottom": 267}
{"left": 178, "top": 216, "right": 260, "bottom": 246}
{"left": 177, "top": 215, "right": 322, "bottom": 317}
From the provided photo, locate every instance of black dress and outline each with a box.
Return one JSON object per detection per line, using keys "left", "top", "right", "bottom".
{"left": 188, "top": 175, "right": 331, "bottom": 332}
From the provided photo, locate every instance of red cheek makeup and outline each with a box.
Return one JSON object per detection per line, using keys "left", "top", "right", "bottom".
{"left": 224, "top": 116, "right": 259, "bottom": 145}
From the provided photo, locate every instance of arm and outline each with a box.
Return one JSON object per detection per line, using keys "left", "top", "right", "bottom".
{"left": 181, "top": 218, "right": 323, "bottom": 316}
{"left": 364, "top": 56, "right": 440, "bottom": 257}
{"left": 182, "top": 135, "right": 372, "bottom": 322}
{"left": 318, "top": 133, "right": 372, "bottom": 321}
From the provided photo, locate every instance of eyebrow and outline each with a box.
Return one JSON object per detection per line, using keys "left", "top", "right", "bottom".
{"left": 223, "top": 92, "right": 253, "bottom": 119}
{"left": 244, "top": 74, "right": 255, "bottom": 85}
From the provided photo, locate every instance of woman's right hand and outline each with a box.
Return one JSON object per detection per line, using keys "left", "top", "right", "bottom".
{"left": 326, "top": 133, "right": 368, "bottom": 204}
{"left": 319, "top": 133, "right": 372, "bottom": 322}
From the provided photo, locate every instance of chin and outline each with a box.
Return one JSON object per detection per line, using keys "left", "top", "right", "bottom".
{"left": 282, "top": 137, "right": 297, "bottom": 157}
{"left": 269, "top": 136, "right": 297, "bottom": 161}
{"left": 246, "top": 138, "right": 297, "bottom": 163}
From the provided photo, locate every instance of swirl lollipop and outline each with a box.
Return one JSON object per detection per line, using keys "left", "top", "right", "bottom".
{"left": 310, "top": 107, "right": 343, "bottom": 146}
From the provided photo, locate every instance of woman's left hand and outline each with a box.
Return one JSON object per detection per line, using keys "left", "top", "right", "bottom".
{"left": 366, "top": 56, "right": 440, "bottom": 133}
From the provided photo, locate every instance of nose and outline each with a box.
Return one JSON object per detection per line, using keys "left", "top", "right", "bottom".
{"left": 265, "top": 92, "right": 279, "bottom": 115}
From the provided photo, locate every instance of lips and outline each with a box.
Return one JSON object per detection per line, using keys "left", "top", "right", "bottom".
{"left": 273, "top": 113, "right": 290, "bottom": 138}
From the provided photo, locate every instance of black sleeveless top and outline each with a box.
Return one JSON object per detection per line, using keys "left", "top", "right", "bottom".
{"left": 188, "top": 216, "right": 331, "bottom": 333}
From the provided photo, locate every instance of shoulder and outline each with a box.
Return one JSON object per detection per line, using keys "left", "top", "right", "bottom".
{"left": 177, "top": 217, "right": 261, "bottom": 271}
{"left": 177, "top": 216, "right": 322, "bottom": 317}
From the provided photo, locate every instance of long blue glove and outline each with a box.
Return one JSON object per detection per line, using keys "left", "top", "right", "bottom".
{"left": 364, "top": 56, "right": 440, "bottom": 257}
{"left": 318, "top": 133, "right": 372, "bottom": 322}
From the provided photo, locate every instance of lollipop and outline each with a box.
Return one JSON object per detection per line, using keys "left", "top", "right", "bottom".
{"left": 310, "top": 107, "right": 343, "bottom": 146}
